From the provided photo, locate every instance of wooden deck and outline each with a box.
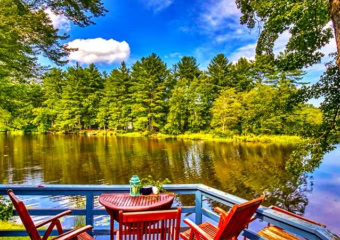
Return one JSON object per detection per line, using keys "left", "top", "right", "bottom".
{"left": 0, "top": 184, "right": 338, "bottom": 240}
{"left": 259, "top": 226, "right": 301, "bottom": 240}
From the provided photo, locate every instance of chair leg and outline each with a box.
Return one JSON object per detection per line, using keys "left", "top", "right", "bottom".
{"left": 55, "top": 219, "right": 64, "bottom": 234}
{"left": 42, "top": 221, "right": 56, "bottom": 240}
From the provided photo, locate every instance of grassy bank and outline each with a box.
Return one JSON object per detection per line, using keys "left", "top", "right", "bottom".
{"left": 0, "top": 220, "right": 29, "bottom": 240}
{"left": 2, "top": 129, "right": 304, "bottom": 144}
{"left": 75, "top": 130, "right": 304, "bottom": 144}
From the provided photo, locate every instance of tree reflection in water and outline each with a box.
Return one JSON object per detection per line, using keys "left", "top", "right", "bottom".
{"left": 0, "top": 134, "right": 314, "bottom": 215}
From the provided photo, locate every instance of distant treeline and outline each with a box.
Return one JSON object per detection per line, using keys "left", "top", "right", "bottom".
{"left": 0, "top": 53, "right": 322, "bottom": 136}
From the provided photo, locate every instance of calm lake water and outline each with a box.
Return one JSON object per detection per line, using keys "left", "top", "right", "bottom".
{"left": 0, "top": 134, "right": 339, "bottom": 234}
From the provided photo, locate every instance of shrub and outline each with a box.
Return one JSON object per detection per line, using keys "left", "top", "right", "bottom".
{"left": 0, "top": 196, "right": 13, "bottom": 221}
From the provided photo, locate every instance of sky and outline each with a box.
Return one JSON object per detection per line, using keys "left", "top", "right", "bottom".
{"left": 43, "top": 0, "right": 336, "bottom": 90}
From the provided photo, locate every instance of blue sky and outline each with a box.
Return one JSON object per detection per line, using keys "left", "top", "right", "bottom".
{"left": 44, "top": 0, "right": 336, "bottom": 89}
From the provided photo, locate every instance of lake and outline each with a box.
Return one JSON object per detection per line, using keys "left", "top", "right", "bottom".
{"left": 0, "top": 134, "right": 339, "bottom": 234}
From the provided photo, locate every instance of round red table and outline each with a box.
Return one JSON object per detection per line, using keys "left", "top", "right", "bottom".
{"left": 99, "top": 193, "right": 175, "bottom": 240}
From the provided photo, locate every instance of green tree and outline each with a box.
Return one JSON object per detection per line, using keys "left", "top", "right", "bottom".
{"left": 288, "top": 58, "right": 340, "bottom": 174}
{"left": 131, "top": 53, "right": 170, "bottom": 132}
{"left": 312, "top": 59, "right": 340, "bottom": 146}
{"left": 207, "top": 54, "right": 232, "bottom": 96}
{"left": 236, "top": 0, "right": 332, "bottom": 70}
{"left": 56, "top": 67, "right": 83, "bottom": 130}
{"left": 165, "top": 56, "right": 202, "bottom": 133}
{"left": 33, "top": 68, "right": 65, "bottom": 131}
{"left": 82, "top": 64, "right": 103, "bottom": 129}
{"left": 211, "top": 88, "right": 243, "bottom": 134}
{"left": 252, "top": 55, "right": 306, "bottom": 85}
{"left": 236, "top": 0, "right": 339, "bottom": 171}
{"left": 174, "top": 56, "right": 201, "bottom": 86}
{"left": 97, "top": 62, "right": 132, "bottom": 131}
{"left": 0, "top": 77, "right": 43, "bottom": 131}
{"left": 228, "top": 58, "right": 255, "bottom": 92}
{"left": 187, "top": 76, "right": 214, "bottom": 132}
{"left": 208, "top": 54, "right": 232, "bottom": 86}
{"left": 0, "top": 108, "right": 11, "bottom": 131}
{"left": 286, "top": 106, "right": 323, "bottom": 136}
{"left": 165, "top": 87, "right": 189, "bottom": 134}
{"left": 0, "top": 0, "right": 106, "bottom": 78}
{"left": 241, "top": 85, "right": 280, "bottom": 134}
{"left": 56, "top": 65, "right": 103, "bottom": 130}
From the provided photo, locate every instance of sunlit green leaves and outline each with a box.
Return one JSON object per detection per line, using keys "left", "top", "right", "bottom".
{"left": 236, "top": 0, "right": 332, "bottom": 69}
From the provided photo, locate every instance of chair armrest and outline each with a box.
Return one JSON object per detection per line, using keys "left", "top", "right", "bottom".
{"left": 52, "top": 225, "right": 93, "bottom": 240}
{"left": 269, "top": 206, "right": 325, "bottom": 226}
{"left": 35, "top": 210, "right": 72, "bottom": 228}
{"left": 214, "top": 207, "right": 229, "bottom": 216}
{"left": 183, "top": 219, "right": 214, "bottom": 240}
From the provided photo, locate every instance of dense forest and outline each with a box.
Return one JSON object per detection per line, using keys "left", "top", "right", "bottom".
{"left": 1, "top": 0, "right": 338, "bottom": 173}
{"left": 0, "top": 53, "right": 322, "bottom": 137}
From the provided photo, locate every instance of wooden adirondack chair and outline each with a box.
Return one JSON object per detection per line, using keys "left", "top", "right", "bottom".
{"left": 7, "top": 189, "right": 93, "bottom": 240}
{"left": 117, "top": 208, "right": 182, "bottom": 240}
{"left": 180, "top": 196, "right": 265, "bottom": 240}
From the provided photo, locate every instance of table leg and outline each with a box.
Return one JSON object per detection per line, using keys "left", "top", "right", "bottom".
{"left": 110, "top": 214, "right": 114, "bottom": 240}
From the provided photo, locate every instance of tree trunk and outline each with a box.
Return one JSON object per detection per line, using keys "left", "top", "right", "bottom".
{"left": 330, "top": 0, "right": 340, "bottom": 69}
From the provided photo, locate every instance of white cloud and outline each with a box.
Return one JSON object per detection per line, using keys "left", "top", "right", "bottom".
{"left": 273, "top": 30, "right": 290, "bottom": 55}
{"left": 45, "top": 9, "right": 71, "bottom": 32}
{"left": 170, "top": 52, "right": 182, "bottom": 58}
{"left": 201, "top": 0, "right": 241, "bottom": 28}
{"left": 164, "top": 52, "right": 182, "bottom": 59}
{"left": 301, "top": 36, "right": 337, "bottom": 86}
{"left": 229, "top": 43, "right": 257, "bottom": 62}
{"left": 229, "top": 24, "right": 337, "bottom": 64}
{"left": 215, "top": 28, "right": 254, "bottom": 43}
{"left": 66, "top": 38, "right": 130, "bottom": 64}
{"left": 196, "top": 0, "right": 257, "bottom": 44}
{"left": 141, "top": 0, "right": 174, "bottom": 13}
{"left": 228, "top": 30, "right": 289, "bottom": 62}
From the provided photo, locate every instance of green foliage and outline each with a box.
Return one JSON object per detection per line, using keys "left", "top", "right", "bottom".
{"left": 131, "top": 53, "right": 170, "bottom": 132}
{"left": 252, "top": 55, "right": 306, "bottom": 85}
{"left": 165, "top": 56, "right": 205, "bottom": 134}
{"left": 27, "top": 0, "right": 107, "bottom": 27}
{"left": 211, "top": 88, "right": 243, "bottom": 134}
{"left": 165, "top": 87, "right": 189, "bottom": 134}
{"left": 242, "top": 84, "right": 279, "bottom": 134}
{"left": 312, "top": 58, "right": 340, "bottom": 145}
{"left": 0, "top": 77, "right": 43, "bottom": 131}
{"left": 286, "top": 58, "right": 340, "bottom": 175}
{"left": 174, "top": 56, "right": 201, "bottom": 86}
{"left": 97, "top": 62, "right": 132, "bottom": 131}
{"left": 141, "top": 175, "right": 171, "bottom": 193}
{"left": 0, "top": 0, "right": 106, "bottom": 78}
{"left": 187, "top": 76, "right": 214, "bottom": 132}
{"left": 56, "top": 64, "right": 103, "bottom": 131}
{"left": 0, "top": 108, "right": 11, "bottom": 131}
{"left": 1, "top": 53, "right": 322, "bottom": 140}
{"left": 34, "top": 68, "right": 65, "bottom": 131}
{"left": 72, "top": 197, "right": 86, "bottom": 228}
{"left": 208, "top": 54, "right": 232, "bottom": 89}
{"left": 228, "top": 57, "right": 255, "bottom": 92}
{"left": 236, "top": 0, "right": 332, "bottom": 69}
{"left": 236, "top": 0, "right": 339, "bottom": 175}
{"left": 0, "top": 196, "right": 13, "bottom": 221}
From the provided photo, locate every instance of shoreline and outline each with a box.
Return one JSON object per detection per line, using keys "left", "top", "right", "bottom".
{"left": 1, "top": 130, "right": 305, "bottom": 144}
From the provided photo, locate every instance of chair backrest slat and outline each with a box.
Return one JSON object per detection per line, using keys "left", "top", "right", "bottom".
{"left": 215, "top": 196, "right": 265, "bottom": 240}
{"left": 7, "top": 190, "right": 41, "bottom": 240}
{"left": 118, "top": 208, "right": 182, "bottom": 240}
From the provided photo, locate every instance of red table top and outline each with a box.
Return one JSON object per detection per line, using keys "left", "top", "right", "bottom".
{"left": 99, "top": 193, "right": 175, "bottom": 212}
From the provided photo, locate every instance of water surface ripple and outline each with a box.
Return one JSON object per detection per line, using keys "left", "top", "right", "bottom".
{"left": 0, "top": 134, "right": 339, "bottom": 234}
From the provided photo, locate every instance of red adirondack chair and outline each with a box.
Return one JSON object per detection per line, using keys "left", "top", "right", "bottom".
{"left": 180, "top": 196, "right": 265, "bottom": 240}
{"left": 7, "top": 189, "right": 94, "bottom": 240}
{"left": 117, "top": 208, "right": 182, "bottom": 240}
